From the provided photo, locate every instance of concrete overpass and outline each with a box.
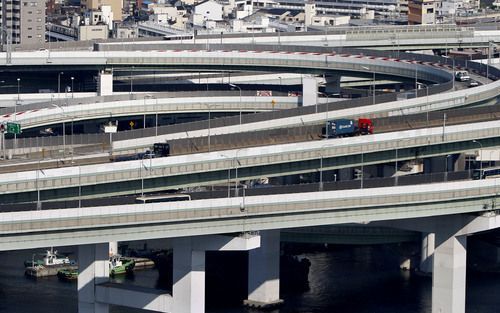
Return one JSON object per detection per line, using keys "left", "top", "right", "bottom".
{"left": 1, "top": 119, "right": 500, "bottom": 203}
{"left": 1, "top": 179, "right": 500, "bottom": 313}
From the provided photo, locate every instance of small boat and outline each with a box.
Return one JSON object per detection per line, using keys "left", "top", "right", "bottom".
{"left": 109, "top": 255, "right": 135, "bottom": 277}
{"left": 25, "top": 248, "right": 77, "bottom": 278}
{"left": 24, "top": 247, "right": 75, "bottom": 268}
{"left": 57, "top": 268, "right": 78, "bottom": 281}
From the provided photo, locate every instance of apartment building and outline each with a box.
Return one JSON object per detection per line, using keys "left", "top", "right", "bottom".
{"left": 80, "top": 0, "right": 122, "bottom": 21}
{"left": 1, "top": 0, "right": 45, "bottom": 45}
{"left": 408, "top": 0, "right": 435, "bottom": 24}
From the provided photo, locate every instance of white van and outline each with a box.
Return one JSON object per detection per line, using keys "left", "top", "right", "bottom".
{"left": 455, "top": 70, "right": 470, "bottom": 82}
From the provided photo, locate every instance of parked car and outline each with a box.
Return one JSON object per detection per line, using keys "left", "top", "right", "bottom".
{"left": 468, "top": 80, "right": 479, "bottom": 88}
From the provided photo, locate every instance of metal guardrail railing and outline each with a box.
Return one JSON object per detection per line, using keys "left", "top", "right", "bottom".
{"left": 0, "top": 170, "right": 471, "bottom": 212}
{"left": 0, "top": 175, "right": 497, "bottom": 236}
{"left": 2, "top": 46, "right": 498, "bottom": 156}
{"left": 1, "top": 121, "right": 500, "bottom": 198}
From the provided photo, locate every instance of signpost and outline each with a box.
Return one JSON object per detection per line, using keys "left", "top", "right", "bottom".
{"left": 0, "top": 122, "right": 21, "bottom": 159}
{"left": 105, "top": 121, "right": 118, "bottom": 155}
{"left": 6, "top": 122, "right": 21, "bottom": 134}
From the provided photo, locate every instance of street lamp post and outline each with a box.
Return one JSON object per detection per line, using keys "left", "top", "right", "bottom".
{"left": 203, "top": 103, "right": 217, "bottom": 152}
{"left": 473, "top": 140, "right": 483, "bottom": 179}
{"left": 57, "top": 72, "right": 64, "bottom": 106}
{"left": 78, "top": 165, "right": 81, "bottom": 208}
{"left": 320, "top": 153, "right": 323, "bottom": 191}
{"left": 360, "top": 147, "right": 364, "bottom": 189}
{"left": 372, "top": 71, "right": 375, "bottom": 105}
{"left": 16, "top": 77, "right": 20, "bottom": 103}
{"left": 361, "top": 66, "right": 375, "bottom": 105}
{"left": 155, "top": 97, "right": 159, "bottom": 137}
{"left": 139, "top": 154, "right": 152, "bottom": 197}
{"left": 445, "top": 154, "right": 452, "bottom": 182}
{"left": 51, "top": 104, "right": 66, "bottom": 157}
{"left": 36, "top": 160, "right": 46, "bottom": 210}
{"left": 395, "top": 139, "right": 411, "bottom": 186}
{"left": 229, "top": 83, "right": 242, "bottom": 126}
{"left": 318, "top": 91, "right": 330, "bottom": 138}
{"left": 319, "top": 144, "right": 332, "bottom": 191}
{"left": 130, "top": 66, "right": 134, "bottom": 94}
{"left": 144, "top": 94, "right": 153, "bottom": 129}
{"left": 234, "top": 148, "right": 244, "bottom": 197}
{"left": 71, "top": 77, "right": 74, "bottom": 99}
{"left": 220, "top": 153, "right": 231, "bottom": 198}
{"left": 415, "top": 62, "right": 418, "bottom": 95}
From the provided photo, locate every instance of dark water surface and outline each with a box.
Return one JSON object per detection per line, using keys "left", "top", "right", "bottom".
{"left": 1, "top": 245, "right": 499, "bottom": 313}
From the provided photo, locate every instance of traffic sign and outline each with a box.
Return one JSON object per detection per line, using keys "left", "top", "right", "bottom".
{"left": 6, "top": 122, "right": 21, "bottom": 134}
{"left": 129, "top": 121, "right": 135, "bottom": 129}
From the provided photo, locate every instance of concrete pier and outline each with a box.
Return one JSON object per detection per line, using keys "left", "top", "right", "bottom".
{"left": 246, "top": 230, "right": 283, "bottom": 308}
{"left": 432, "top": 231, "right": 467, "bottom": 313}
{"left": 420, "top": 232, "right": 435, "bottom": 274}
{"left": 78, "top": 243, "right": 110, "bottom": 313}
{"left": 169, "top": 234, "right": 261, "bottom": 313}
{"left": 172, "top": 237, "right": 205, "bottom": 313}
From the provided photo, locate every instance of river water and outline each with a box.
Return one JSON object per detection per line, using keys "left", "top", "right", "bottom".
{"left": 0, "top": 244, "right": 499, "bottom": 313}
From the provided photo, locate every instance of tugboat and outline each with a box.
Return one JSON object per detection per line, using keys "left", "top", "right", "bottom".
{"left": 24, "top": 247, "right": 73, "bottom": 267}
{"left": 109, "top": 254, "right": 135, "bottom": 277}
{"left": 57, "top": 268, "right": 78, "bottom": 281}
{"left": 25, "top": 248, "right": 77, "bottom": 278}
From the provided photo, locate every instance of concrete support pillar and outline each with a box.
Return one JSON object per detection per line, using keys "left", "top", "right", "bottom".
{"left": 172, "top": 237, "right": 205, "bottom": 313}
{"left": 432, "top": 232, "right": 467, "bottom": 313}
{"left": 78, "top": 243, "right": 110, "bottom": 313}
{"left": 420, "top": 232, "right": 435, "bottom": 274}
{"left": 98, "top": 70, "right": 113, "bottom": 96}
{"left": 246, "top": 230, "right": 282, "bottom": 306}
{"left": 302, "top": 75, "right": 319, "bottom": 107}
{"left": 324, "top": 74, "right": 341, "bottom": 95}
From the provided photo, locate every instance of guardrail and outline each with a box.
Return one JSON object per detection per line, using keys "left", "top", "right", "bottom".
{"left": 0, "top": 170, "right": 471, "bottom": 212}
{"left": 1, "top": 120, "right": 500, "bottom": 201}
{"left": 2, "top": 46, "right": 498, "bottom": 155}
{"left": 0, "top": 178, "right": 497, "bottom": 243}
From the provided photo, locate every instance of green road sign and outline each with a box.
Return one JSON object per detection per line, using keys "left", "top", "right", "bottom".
{"left": 6, "top": 122, "right": 21, "bottom": 134}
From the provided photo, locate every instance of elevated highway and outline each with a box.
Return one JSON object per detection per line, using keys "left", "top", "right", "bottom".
{"left": 0, "top": 178, "right": 498, "bottom": 251}
{"left": 2, "top": 29, "right": 500, "bottom": 313}
{"left": 1, "top": 119, "right": 500, "bottom": 203}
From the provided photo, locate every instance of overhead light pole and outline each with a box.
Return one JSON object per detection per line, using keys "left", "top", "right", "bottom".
{"left": 57, "top": 71, "right": 64, "bottom": 107}
{"left": 234, "top": 148, "right": 244, "bottom": 197}
{"left": 220, "top": 153, "right": 231, "bottom": 198}
{"left": 71, "top": 76, "right": 74, "bottom": 99}
{"left": 318, "top": 91, "right": 329, "bottom": 139}
{"left": 472, "top": 140, "right": 483, "bottom": 179}
{"left": 144, "top": 94, "right": 153, "bottom": 129}
{"left": 319, "top": 144, "right": 332, "bottom": 191}
{"left": 51, "top": 103, "right": 67, "bottom": 158}
{"left": 229, "top": 83, "right": 242, "bottom": 126}
{"left": 361, "top": 66, "right": 375, "bottom": 105}
{"left": 203, "top": 103, "right": 218, "bottom": 152}
{"left": 16, "top": 77, "right": 20, "bottom": 104}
